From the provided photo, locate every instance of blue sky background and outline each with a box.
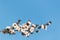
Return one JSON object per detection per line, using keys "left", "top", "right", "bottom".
{"left": 0, "top": 0, "right": 60, "bottom": 40}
